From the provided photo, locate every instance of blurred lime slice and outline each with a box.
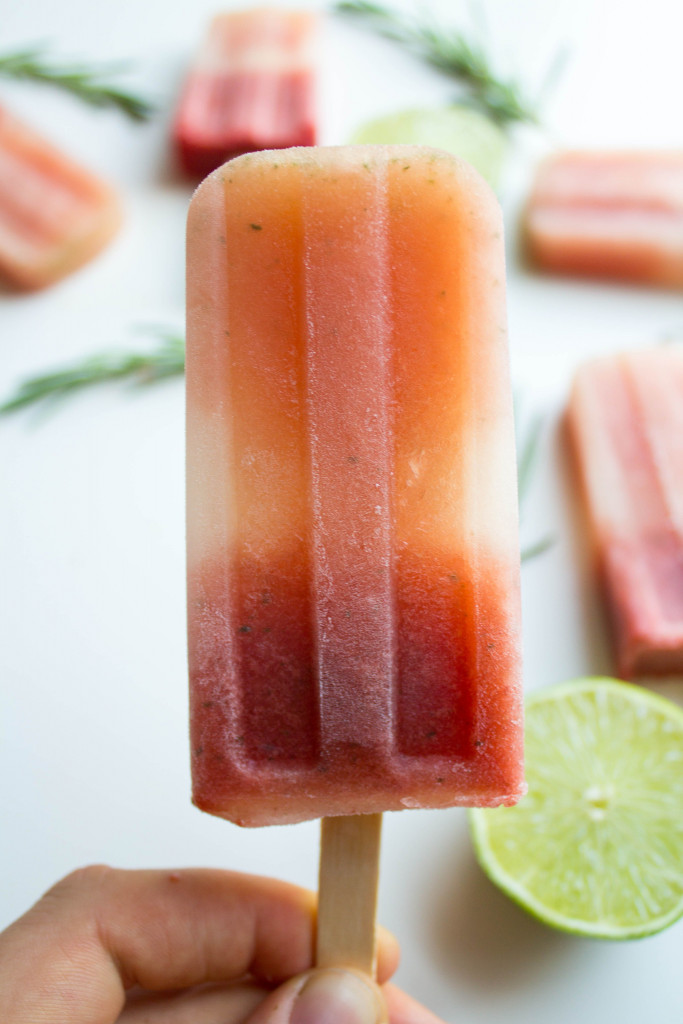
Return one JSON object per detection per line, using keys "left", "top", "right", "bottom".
{"left": 351, "top": 106, "right": 507, "bottom": 187}
{"left": 469, "top": 678, "right": 683, "bottom": 939}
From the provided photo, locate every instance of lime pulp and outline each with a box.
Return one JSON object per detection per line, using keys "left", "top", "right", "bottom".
{"left": 469, "top": 678, "right": 683, "bottom": 939}
{"left": 350, "top": 106, "right": 507, "bottom": 188}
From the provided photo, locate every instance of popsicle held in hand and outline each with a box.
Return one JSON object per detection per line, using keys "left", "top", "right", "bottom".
{"left": 568, "top": 348, "right": 683, "bottom": 678}
{"left": 0, "top": 106, "right": 121, "bottom": 290}
{"left": 186, "top": 145, "right": 524, "bottom": 829}
{"left": 174, "top": 9, "right": 317, "bottom": 178}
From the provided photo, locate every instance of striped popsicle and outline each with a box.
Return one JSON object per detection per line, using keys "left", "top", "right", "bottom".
{"left": 174, "top": 9, "right": 317, "bottom": 179}
{"left": 525, "top": 151, "right": 683, "bottom": 289}
{"left": 568, "top": 348, "right": 683, "bottom": 678}
{"left": 0, "top": 106, "right": 121, "bottom": 290}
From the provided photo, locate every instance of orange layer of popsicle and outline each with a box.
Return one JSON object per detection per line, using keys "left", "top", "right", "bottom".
{"left": 174, "top": 10, "right": 317, "bottom": 178}
{"left": 186, "top": 146, "right": 523, "bottom": 827}
{"left": 524, "top": 151, "right": 683, "bottom": 289}
{"left": 568, "top": 348, "right": 683, "bottom": 678}
{"left": 0, "top": 106, "right": 121, "bottom": 290}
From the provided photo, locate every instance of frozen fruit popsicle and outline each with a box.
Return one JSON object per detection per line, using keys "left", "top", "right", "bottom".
{"left": 174, "top": 9, "right": 317, "bottom": 178}
{"left": 524, "top": 151, "right": 683, "bottom": 289}
{"left": 186, "top": 145, "right": 524, "bottom": 828}
{"left": 568, "top": 348, "right": 683, "bottom": 678}
{"left": 0, "top": 106, "right": 121, "bottom": 290}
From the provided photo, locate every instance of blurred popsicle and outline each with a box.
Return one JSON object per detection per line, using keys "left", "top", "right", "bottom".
{"left": 174, "top": 9, "right": 317, "bottom": 178}
{"left": 186, "top": 145, "right": 524, "bottom": 828}
{"left": 568, "top": 348, "right": 683, "bottom": 678}
{"left": 0, "top": 106, "right": 121, "bottom": 290}
{"left": 524, "top": 151, "right": 683, "bottom": 289}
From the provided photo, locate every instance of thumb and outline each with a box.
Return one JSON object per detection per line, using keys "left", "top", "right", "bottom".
{"left": 246, "top": 967, "right": 388, "bottom": 1024}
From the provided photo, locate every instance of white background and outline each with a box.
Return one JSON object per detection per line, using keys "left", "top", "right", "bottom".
{"left": 1, "top": 1, "right": 683, "bottom": 1021}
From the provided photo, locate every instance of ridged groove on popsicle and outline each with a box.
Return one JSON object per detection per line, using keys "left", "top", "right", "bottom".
{"left": 187, "top": 146, "right": 523, "bottom": 825}
{"left": 301, "top": 151, "right": 396, "bottom": 756}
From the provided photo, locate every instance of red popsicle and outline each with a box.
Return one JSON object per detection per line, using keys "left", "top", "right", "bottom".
{"left": 174, "top": 9, "right": 317, "bottom": 178}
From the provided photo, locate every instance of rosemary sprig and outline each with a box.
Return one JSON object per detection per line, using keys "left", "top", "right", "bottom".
{"left": 335, "top": 1, "right": 538, "bottom": 127}
{"left": 516, "top": 400, "right": 554, "bottom": 563}
{"left": 0, "top": 46, "right": 154, "bottom": 121}
{"left": 0, "top": 329, "right": 184, "bottom": 415}
{"left": 521, "top": 535, "right": 554, "bottom": 563}
{"left": 517, "top": 409, "right": 544, "bottom": 503}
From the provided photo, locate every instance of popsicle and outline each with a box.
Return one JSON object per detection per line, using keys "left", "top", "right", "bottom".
{"left": 568, "top": 348, "right": 683, "bottom": 678}
{"left": 524, "top": 151, "right": 683, "bottom": 289}
{"left": 0, "top": 106, "right": 121, "bottom": 290}
{"left": 174, "top": 9, "right": 317, "bottom": 178}
{"left": 186, "top": 145, "right": 524, "bottom": 829}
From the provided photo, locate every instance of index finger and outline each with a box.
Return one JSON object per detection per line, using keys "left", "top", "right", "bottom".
{"left": 0, "top": 866, "right": 400, "bottom": 1024}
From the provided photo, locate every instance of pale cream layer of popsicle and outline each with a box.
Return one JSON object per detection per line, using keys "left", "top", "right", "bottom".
{"left": 187, "top": 145, "right": 523, "bottom": 826}
{"left": 568, "top": 348, "right": 683, "bottom": 678}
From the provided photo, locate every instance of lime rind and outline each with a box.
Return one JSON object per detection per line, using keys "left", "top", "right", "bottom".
{"left": 350, "top": 106, "right": 507, "bottom": 187}
{"left": 469, "top": 678, "right": 683, "bottom": 940}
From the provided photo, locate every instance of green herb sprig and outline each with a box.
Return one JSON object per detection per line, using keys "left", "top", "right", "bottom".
{"left": 0, "top": 329, "right": 184, "bottom": 415}
{"left": 2, "top": 336, "right": 552, "bottom": 564}
{"left": 0, "top": 46, "right": 154, "bottom": 121}
{"left": 335, "top": 1, "right": 538, "bottom": 127}
{"left": 516, "top": 402, "right": 554, "bottom": 563}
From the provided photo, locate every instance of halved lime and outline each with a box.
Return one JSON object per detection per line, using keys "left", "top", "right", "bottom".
{"left": 469, "top": 678, "right": 683, "bottom": 939}
{"left": 350, "top": 106, "right": 507, "bottom": 187}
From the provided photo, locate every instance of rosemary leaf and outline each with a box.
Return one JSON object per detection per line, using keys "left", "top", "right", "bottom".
{"left": 0, "top": 330, "right": 184, "bottom": 415}
{"left": 521, "top": 535, "right": 555, "bottom": 564}
{"left": 0, "top": 46, "right": 154, "bottom": 121}
{"left": 517, "top": 410, "right": 544, "bottom": 508}
{"left": 335, "top": 1, "right": 538, "bottom": 127}
{"left": 515, "top": 398, "right": 554, "bottom": 563}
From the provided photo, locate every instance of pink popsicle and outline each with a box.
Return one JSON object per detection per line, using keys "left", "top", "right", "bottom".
{"left": 568, "top": 348, "right": 683, "bottom": 678}
{"left": 0, "top": 106, "right": 121, "bottom": 290}
{"left": 524, "top": 151, "right": 683, "bottom": 289}
{"left": 186, "top": 145, "right": 524, "bottom": 827}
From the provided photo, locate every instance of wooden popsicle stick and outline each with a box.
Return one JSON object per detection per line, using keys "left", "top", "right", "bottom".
{"left": 316, "top": 813, "right": 383, "bottom": 977}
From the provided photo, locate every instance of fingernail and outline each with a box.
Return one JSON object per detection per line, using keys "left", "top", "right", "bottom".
{"left": 290, "top": 968, "right": 385, "bottom": 1024}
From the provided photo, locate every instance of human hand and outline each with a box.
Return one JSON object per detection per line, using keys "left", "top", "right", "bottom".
{"left": 0, "top": 866, "right": 446, "bottom": 1023}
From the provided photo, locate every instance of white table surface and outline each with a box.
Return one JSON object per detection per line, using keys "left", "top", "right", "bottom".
{"left": 1, "top": 1, "right": 682, "bottom": 1021}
